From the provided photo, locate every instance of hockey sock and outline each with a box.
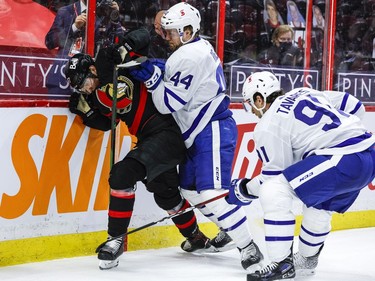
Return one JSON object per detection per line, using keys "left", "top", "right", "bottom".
{"left": 171, "top": 199, "right": 198, "bottom": 238}
{"left": 107, "top": 189, "right": 135, "bottom": 237}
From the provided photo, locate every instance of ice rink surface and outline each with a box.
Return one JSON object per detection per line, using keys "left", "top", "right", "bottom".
{"left": 1, "top": 227, "right": 375, "bottom": 281}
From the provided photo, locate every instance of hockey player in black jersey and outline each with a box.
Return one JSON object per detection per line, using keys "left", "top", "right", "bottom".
{"left": 64, "top": 28, "right": 231, "bottom": 270}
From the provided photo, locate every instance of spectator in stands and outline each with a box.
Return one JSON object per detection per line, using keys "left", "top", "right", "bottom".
{"left": 312, "top": 5, "right": 325, "bottom": 30}
{"left": 263, "top": 0, "right": 284, "bottom": 44}
{"left": 44, "top": 0, "right": 123, "bottom": 97}
{"left": 258, "top": 24, "right": 303, "bottom": 67}
{"left": 287, "top": 0, "right": 305, "bottom": 28}
{"left": 148, "top": 10, "right": 170, "bottom": 59}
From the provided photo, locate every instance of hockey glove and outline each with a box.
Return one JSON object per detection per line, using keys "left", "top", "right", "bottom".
{"left": 69, "top": 92, "right": 95, "bottom": 122}
{"left": 129, "top": 60, "right": 162, "bottom": 90}
{"left": 226, "top": 178, "right": 258, "bottom": 206}
{"left": 149, "top": 58, "right": 166, "bottom": 73}
{"left": 103, "top": 45, "right": 124, "bottom": 65}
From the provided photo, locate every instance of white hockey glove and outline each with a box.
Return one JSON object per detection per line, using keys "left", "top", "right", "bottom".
{"left": 226, "top": 178, "right": 258, "bottom": 206}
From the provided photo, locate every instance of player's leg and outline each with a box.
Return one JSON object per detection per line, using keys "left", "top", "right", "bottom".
{"left": 145, "top": 168, "right": 215, "bottom": 252}
{"left": 180, "top": 117, "right": 263, "bottom": 271}
{"left": 252, "top": 150, "right": 375, "bottom": 279}
{"left": 97, "top": 157, "right": 146, "bottom": 270}
{"left": 293, "top": 205, "right": 331, "bottom": 276}
{"left": 247, "top": 174, "right": 296, "bottom": 281}
{"left": 292, "top": 148, "right": 375, "bottom": 276}
{"left": 252, "top": 154, "right": 344, "bottom": 280}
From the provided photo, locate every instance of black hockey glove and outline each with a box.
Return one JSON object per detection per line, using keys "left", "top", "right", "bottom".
{"left": 118, "top": 27, "right": 150, "bottom": 63}
{"left": 69, "top": 92, "right": 95, "bottom": 122}
{"left": 102, "top": 45, "right": 124, "bottom": 65}
{"left": 226, "top": 178, "right": 258, "bottom": 206}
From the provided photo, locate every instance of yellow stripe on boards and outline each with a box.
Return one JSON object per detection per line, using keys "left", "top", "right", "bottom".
{"left": 1, "top": 210, "right": 375, "bottom": 267}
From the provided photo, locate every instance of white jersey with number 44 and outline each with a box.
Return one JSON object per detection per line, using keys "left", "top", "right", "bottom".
{"left": 151, "top": 38, "right": 228, "bottom": 148}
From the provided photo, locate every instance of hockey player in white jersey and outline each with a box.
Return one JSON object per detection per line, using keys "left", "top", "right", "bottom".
{"left": 128, "top": 2, "right": 264, "bottom": 271}
{"left": 226, "top": 71, "right": 375, "bottom": 280}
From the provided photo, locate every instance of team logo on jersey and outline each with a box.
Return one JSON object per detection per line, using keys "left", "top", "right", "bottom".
{"left": 95, "top": 75, "right": 134, "bottom": 114}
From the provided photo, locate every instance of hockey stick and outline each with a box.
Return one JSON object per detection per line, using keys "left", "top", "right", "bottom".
{"left": 96, "top": 191, "right": 229, "bottom": 252}
{"left": 117, "top": 56, "right": 148, "bottom": 68}
{"left": 109, "top": 66, "right": 119, "bottom": 168}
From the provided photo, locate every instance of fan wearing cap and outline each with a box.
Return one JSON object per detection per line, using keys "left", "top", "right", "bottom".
{"left": 64, "top": 28, "right": 220, "bottom": 270}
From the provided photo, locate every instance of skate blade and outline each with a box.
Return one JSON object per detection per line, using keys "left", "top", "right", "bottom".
{"left": 247, "top": 276, "right": 294, "bottom": 281}
{"left": 296, "top": 268, "right": 316, "bottom": 276}
{"left": 212, "top": 241, "right": 237, "bottom": 252}
{"left": 186, "top": 245, "right": 219, "bottom": 254}
{"left": 245, "top": 261, "right": 263, "bottom": 274}
{"left": 98, "top": 259, "right": 119, "bottom": 270}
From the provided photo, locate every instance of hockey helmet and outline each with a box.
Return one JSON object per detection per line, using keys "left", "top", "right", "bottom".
{"left": 161, "top": 2, "right": 201, "bottom": 43}
{"left": 65, "top": 53, "right": 95, "bottom": 90}
{"left": 242, "top": 71, "right": 280, "bottom": 112}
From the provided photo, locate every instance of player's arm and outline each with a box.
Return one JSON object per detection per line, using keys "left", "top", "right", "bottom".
{"left": 249, "top": 128, "right": 293, "bottom": 192}
{"left": 69, "top": 91, "right": 112, "bottom": 131}
{"left": 323, "top": 90, "right": 365, "bottom": 120}
{"left": 227, "top": 128, "right": 293, "bottom": 205}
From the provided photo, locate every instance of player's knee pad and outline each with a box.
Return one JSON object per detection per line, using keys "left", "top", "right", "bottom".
{"left": 152, "top": 187, "right": 182, "bottom": 211}
{"left": 260, "top": 174, "right": 295, "bottom": 215}
{"left": 302, "top": 205, "right": 332, "bottom": 233}
{"left": 200, "top": 189, "right": 252, "bottom": 249}
{"left": 146, "top": 170, "right": 182, "bottom": 211}
{"left": 180, "top": 189, "right": 201, "bottom": 206}
{"left": 145, "top": 168, "right": 179, "bottom": 193}
{"left": 299, "top": 206, "right": 332, "bottom": 257}
{"left": 199, "top": 189, "right": 238, "bottom": 217}
{"left": 180, "top": 189, "right": 218, "bottom": 222}
{"left": 108, "top": 157, "right": 146, "bottom": 190}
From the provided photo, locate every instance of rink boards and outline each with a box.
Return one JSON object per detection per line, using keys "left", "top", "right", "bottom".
{"left": 0, "top": 106, "right": 374, "bottom": 266}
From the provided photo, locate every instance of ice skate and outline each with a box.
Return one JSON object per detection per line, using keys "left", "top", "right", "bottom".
{"left": 96, "top": 236, "right": 125, "bottom": 270}
{"left": 293, "top": 245, "right": 323, "bottom": 276}
{"left": 247, "top": 252, "right": 295, "bottom": 281}
{"left": 181, "top": 227, "right": 216, "bottom": 253}
{"left": 240, "top": 240, "right": 264, "bottom": 271}
{"left": 210, "top": 230, "right": 236, "bottom": 252}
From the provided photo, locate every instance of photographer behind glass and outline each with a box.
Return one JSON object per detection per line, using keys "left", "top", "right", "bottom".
{"left": 258, "top": 24, "right": 303, "bottom": 67}
{"left": 45, "top": 0, "right": 123, "bottom": 97}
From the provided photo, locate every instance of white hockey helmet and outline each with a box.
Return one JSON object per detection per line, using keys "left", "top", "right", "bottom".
{"left": 161, "top": 2, "right": 201, "bottom": 43}
{"left": 242, "top": 71, "right": 280, "bottom": 112}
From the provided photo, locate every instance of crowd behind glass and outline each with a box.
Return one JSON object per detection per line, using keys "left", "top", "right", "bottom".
{"left": 16, "top": 0, "right": 375, "bottom": 93}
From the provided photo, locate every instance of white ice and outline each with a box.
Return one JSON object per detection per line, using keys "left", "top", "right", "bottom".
{"left": 1, "top": 227, "right": 375, "bottom": 281}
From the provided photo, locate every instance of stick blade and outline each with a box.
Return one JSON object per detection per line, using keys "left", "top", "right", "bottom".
{"left": 117, "top": 56, "right": 148, "bottom": 68}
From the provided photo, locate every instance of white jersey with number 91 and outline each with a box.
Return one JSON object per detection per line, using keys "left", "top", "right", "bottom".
{"left": 249, "top": 87, "right": 374, "bottom": 193}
